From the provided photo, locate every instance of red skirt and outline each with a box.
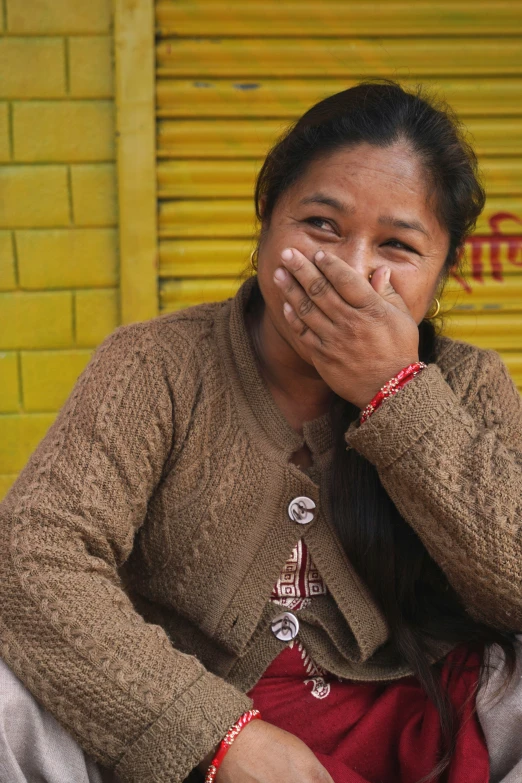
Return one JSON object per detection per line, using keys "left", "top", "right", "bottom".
{"left": 248, "top": 643, "right": 488, "bottom": 783}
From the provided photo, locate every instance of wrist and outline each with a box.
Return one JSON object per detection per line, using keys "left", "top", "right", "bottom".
{"left": 351, "top": 358, "right": 420, "bottom": 410}
{"left": 204, "top": 709, "right": 261, "bottom": 783}
{"left": 359, "top": 361, "right": 427, "bottom": 424}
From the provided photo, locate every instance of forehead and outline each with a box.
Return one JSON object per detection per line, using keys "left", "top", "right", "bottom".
{"left": 285, "top": 141, "right": 435, "bottom": 220}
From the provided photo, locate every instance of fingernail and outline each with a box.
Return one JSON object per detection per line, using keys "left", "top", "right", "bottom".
{"left": 274, "top": 267, "right": 287, "bottom": 282}
{"left": 384, "top": 268, "right": 391, "bottom": 284}
{"left": 281, "top": 248, "right": 293, "bottom": 261}
{"left": 315, "top": 250, "right": 325, "bottom": 262}
{"left": 283, "top": 302, "right": 293, "bottom": 314}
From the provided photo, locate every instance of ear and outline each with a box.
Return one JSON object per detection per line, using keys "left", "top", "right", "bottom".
{"left": 258, "top": 195, "right": 267, "bottom": 220}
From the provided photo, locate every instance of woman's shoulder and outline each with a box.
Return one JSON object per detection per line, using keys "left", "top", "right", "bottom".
{"left": 76, "top": 299, "right": 232, "bottom": 424}
{"left": 435, "top": 334, "right": 516, "bottom": 402}
{"left": 98, "top": 298, "right": 229, "bottom": 368}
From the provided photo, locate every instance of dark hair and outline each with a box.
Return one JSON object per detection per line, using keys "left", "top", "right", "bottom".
{"left": 254, "top": 81, "right": 516, "bottom": 780}
{"left": 256, "top": 80, "right": 485, "bottom": 273}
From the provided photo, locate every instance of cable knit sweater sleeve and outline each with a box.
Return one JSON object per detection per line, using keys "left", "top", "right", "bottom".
{"left": 345, "top": 345, "right": 522, "bottom": 631}
{"left": 0, "top": 325, "right": 251, "bottom": 783}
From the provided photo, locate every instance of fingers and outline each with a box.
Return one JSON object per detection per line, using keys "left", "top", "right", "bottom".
{"left": 278, "top": 248, "right": 346, "bottom": 321}
{"left": 368, "top": 264, "right": 391, "bottom": 294}
{"left": 281, "top": 298, "right": 324, "bottom": 349}
{"left": 273, "top": 246, "right": 379, "bottom": 345}
{"left": 273, "top": 247, "right": 413, "bottom": 347}
{"left": 369, "top": 264, "right": 412, "bottom": 316}
{"left": 312, "top": 249, "right": 377, "bottom": 310}
{"left": 273, "top": 255, "right": 333, "bottom": 342}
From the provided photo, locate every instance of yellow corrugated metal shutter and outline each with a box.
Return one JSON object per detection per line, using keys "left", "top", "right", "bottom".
{"left": 155, "top": 0, "right": 522, "bottom": 390}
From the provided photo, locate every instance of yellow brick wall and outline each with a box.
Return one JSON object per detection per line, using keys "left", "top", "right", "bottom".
{"left": 0, "top": 0, "right": 118, "bottom": 498}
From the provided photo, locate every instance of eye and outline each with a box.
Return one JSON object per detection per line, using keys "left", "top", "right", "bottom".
{"left": 384, "top": 238, "right": 419, "bottom": 254}
{"left": 304, "top": 216, "right": 337, "bottom": 233}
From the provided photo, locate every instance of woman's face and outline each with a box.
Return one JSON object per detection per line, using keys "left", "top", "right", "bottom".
{"left": 256, "top": 141, "right": 450, "bottom": 365}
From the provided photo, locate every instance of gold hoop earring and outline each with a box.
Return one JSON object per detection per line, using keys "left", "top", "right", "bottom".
{"left": 426, "top": 298, "right": 441, "bottom": 320}
{"left": 250, "top": 248, "right": 258, "bottom": 272}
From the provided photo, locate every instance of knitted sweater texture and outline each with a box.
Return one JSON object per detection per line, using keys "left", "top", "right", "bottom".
{"left": 1, "top": 277, "right": 521, "bottom": 782}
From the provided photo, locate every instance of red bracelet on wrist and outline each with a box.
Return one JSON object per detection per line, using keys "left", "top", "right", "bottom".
{"left": 360, "top": 362, "right": 427, "bottom": 425}
{"left": 205, "top": 709, "right": 261, "bottom": 783}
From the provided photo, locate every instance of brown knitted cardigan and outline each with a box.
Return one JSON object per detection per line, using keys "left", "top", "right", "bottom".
{"left": 1, "top": 277, "right": 521, "bottom": 783}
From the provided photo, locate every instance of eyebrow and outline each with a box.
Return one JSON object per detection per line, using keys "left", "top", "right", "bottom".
{"left": 378, "top": 215, "right": 432, "bottom": 240}
{"left": 299, "top": 193, "right": 354, "bottom": 214}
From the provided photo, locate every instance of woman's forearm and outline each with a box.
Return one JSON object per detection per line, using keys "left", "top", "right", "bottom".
{"left": 346, "top": 350, "right": 522, "bottom": 630}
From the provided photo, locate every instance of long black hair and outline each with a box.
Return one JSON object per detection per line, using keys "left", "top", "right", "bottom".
{"left": 255, "top": 81, "right": 517, "bottom": 780}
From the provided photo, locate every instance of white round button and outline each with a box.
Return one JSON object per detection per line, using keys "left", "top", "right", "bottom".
{"left": 271, "top": 612, "right": 300, "bottom": 642}
{"left": 288, "top": 496, "right": 316, "bottom": 525}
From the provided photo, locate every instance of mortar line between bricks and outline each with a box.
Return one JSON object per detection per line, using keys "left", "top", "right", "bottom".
{"left": 6, "top": 101, "right": 13, "bottom": 160}
{"left": 1, "top": 224, "right": 118, "bottom": 229}
{"left": 11, "top": 231, "right": 20, "bottom": 287}
{"left": 64, "top": 37, "right": 71, "bottom": 95}
{"left": 71, "top": 291, "right": 77, "bottom": 344}
{"left": 3, "top": 159, "right": 115, "bottom": 165}
{"left": 9, "top": 98, "right": 114, "bottom": 104}
{"left": 10, "top": 227, "right": 116, "bottom": 233}
{"left": 0, "top": 31, "right": 112, "bottom": 37}
{"left": 3, "top": 161, "right": 115, "bottom": 167}
{"left": 66, "top": 164, "right": 74, "bottom": 224}
{"left": 11, "top": 286, "right": 117, "bottom": 293}
{"left": 16, "top": 351, "right": 24, "bottom": 411}
{"left": 7, "top": 98, "right": 114, "bottom": 104}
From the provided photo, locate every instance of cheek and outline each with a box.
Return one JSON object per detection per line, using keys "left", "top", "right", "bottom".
{"left": 258, "top": 233, "right": 281, "bottom": 274}
{"left": 258, "top": 219, "right": 322, "bottom": 275}
{"left": 256, "top": 231, "right": 293, "bottom": 308}
{"left": 257, "top": 262, "right": 280, "bottom": 311}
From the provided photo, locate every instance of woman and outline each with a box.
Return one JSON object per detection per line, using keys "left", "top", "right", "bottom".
{"left": 1, "top": 82, "right": 521, "bottom": 783}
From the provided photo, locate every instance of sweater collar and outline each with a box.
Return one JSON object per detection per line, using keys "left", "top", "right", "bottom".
{"left": 218, "top": 277, "right": 334, "bottom": 458}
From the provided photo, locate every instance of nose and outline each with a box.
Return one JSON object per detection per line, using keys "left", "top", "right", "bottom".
{"left": 339, "top": 239, "right": 374, "bottom": 281}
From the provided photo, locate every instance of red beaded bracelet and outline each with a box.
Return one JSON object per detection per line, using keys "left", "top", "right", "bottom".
{"left": 205, "top": 709, "right": 262, "bottom": 783}
{"left": 360, "top": 362, "right": 427, "bottom": 425}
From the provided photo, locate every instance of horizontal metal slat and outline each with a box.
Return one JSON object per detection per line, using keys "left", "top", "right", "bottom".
{"left": 160, "top": 277, "right": 242, "bottom": 310}
{"left": 157, "top": 159, "right": 258, "bottom": 197}
{"left": 156, "top": 1, "right": 522, "bottom": 37}
{"left": 159, "top": 238, "right": 252, "bottom": 278}
{"left": 442, "top": 312, "right": 522, "bottom": 350}
{"left": 443, "top": 275, "right": 522, "bottom": 312}
{"left": 156, "top": 38, "right": 522, "bottom": 78}
{"left": 156, "top": 158, "right": 522, "bottom": 198}
{"left": 159, "top": 199, "right": 255, "bottom": 238}
{"left": 156, "top": 78, "right": 522, "bottom": 118}
{"left": 157, "top": 118, "right": 522, "bottom": 159}
{"left": 158, "top": 198, "right": 522, "bottom": 238}
{"left": 157, "top": 120, "right": 287, "bottom": 159}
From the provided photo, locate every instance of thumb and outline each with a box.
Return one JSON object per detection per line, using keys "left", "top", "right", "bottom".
{"left": 370, "top": 265, "right": 410, "bottom": 314}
